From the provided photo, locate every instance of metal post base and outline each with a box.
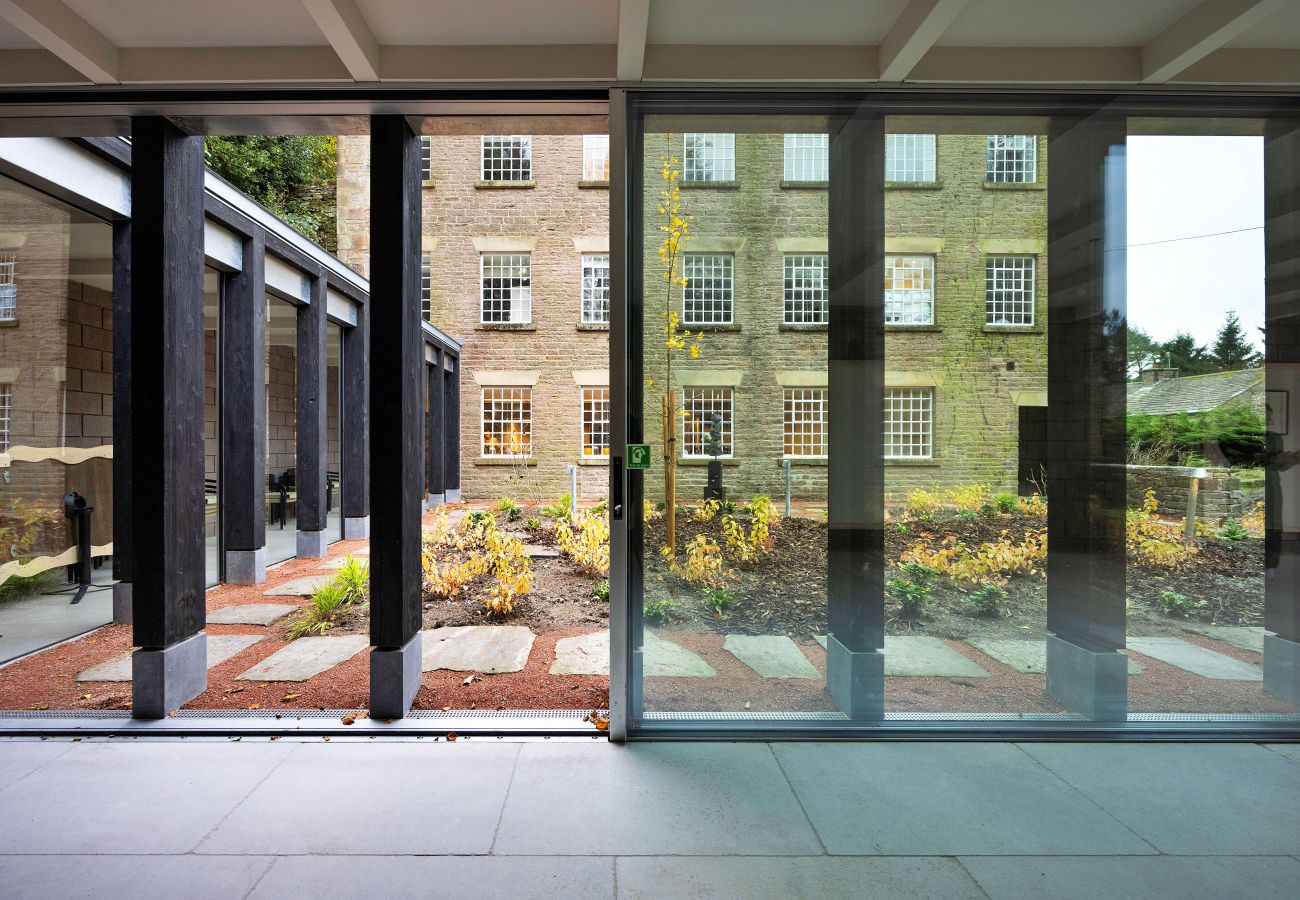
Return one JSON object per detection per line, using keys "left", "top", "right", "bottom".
{"left": 296, "top": 529, "right": 329, "bottom": 559}
{"left": 224, "top": 547, "right": 266, "bottom": 584}
{"left": 1263, "top": 632, "right": 1300, "bottom": 707}
{"left": 343, "top": 516, "right": 370, "bottom": 540}
{"left": 132, "top": 632, "right": 207, "bottom": 719}
{"left": 370, "top": 632, "right": 423, "bottom": 719}
{"left": 825, "top": 634, "right": 884, "bottom": 720}
{"left": 1046, "top": 633, "right": 1128, "bottom": 721}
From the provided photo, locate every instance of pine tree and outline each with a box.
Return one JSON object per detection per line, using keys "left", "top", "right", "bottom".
{"left": 1159, "top": 332, "right": 1215, "bottom": 376}
{"left": 1210, "top": 310, "right": 1261, "bottom": 370}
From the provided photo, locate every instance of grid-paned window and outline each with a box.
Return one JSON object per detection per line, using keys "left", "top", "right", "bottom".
{"left": 683, "top": 133, "right": 735, "bottom": 182}
{"left": 783, "top": 133, "right": 828, "bottom": 181}
{"left": 682, "top": 387, "right": 734, "bottom": 458}
{"left": 481, "top": 135, "right": 531, "bottom": 181}
{"left": 683, "top": 254, "right": 733, "bottom": 326}
{"left": 482, "top": 387, "right": 532, "bottom": 457}
{"left": 583, "top": 387, "right": 610, "bottom": 457}
{"left": 885, "top": 388, "right": 933, "bottom": 459}
{"left": 420, "top": 136, "right": 432, "bottom": 182}
{"left": 783, "top": 254, "right": 828, "bottom": 325}
{"left": 886, "top": 133, "right": 937, "bottom": 182}
{"left": 481, "top": 253, "right": 531, "bottom": 324}
{"left": 583, "top": 134, "right": 610, "bottom": 181}
{"left": 581, "top": 253, "right": 610, "bottom": 324}
{"left": 986, "top": 134, "right": 1037, "bottom": 183}
{"left": 420, "top": 251, "right": 432, "bottom": 322}
{"left": 0, "top": 383, "right": 11, "bottom": 451}
{"left": 0, "top": 254, "right": 15, "bottom": 322}
{"left": 884, "top": 255, "right": 935, "bottom": 325}
{"left": 784, "top": 388, "right": 827, "bottom": 458}
{"left": 985, "top": 256, "right": 1036, "bottom": 325}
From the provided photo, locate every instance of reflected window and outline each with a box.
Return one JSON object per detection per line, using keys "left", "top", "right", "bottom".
{"left": 581, "top": 253, "right": 610, "bottom": 324}
{"left": 683, "top": 133, "right": 735, "bottom": 182}
{"left": 482, "top": 387, "right": 532, "bottom": 457}
{"left": 582, "top": 387, "right": 610, "bottom": 456}
{"left": 683, "top": 387, "right": 733, "bottom": 458}
{"left": 886, "top": 134, "right": 936, "bottom": 183}
{"left": 420, "top": 135, "right": 432, "bottom": 182}
{"left": 421, "top": 251, "right": 431, "bottom": 322}
{"left": 0, "top": 252, "right": 15, "bottom": 321}
{"left": 885, "top": 388, "right": 933, "bottom": 459}
{"left": 683, "top": 253, "right": 733, "bottom": 326}
{"left": 784, "top": 388, "right": 827, "bottom": 458}
{"left": 985, "top": 256, "right": 1035, "bottom": 325}
{"left": 583, "top": 134, "right": 610, "bottom": 181}
{"left": 986, "top": 134, "right": 1037, "bottom": 183}
{"left": 885, "top": 255, "right": 935, "bottom": 325}
{"left": 481, "top": 252, "right": 531, "bottom": 324}
{"left": 783, "top": 254, "right": 828, "bottom": 325}
{"left": 0, "top": 383, "right": 10, "bottom": 450}
{"left": 481, "top": 135, "right": 531, "bottom": 181}
{"left": 783, "top": 133, "right": 827, "bottom": 182}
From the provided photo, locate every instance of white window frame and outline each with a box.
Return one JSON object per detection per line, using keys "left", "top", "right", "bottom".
{"left": 480, "top": 253, "right": 532, "bottom": 324}
{"left": 683, "top": 253, "right": 734, "bottom": 326}
{"left": 986, "top": 134, "right": 1037, "bottom": 183}
{"left": 886, "top": 133, "right": 936, "bottom": 183}
{"left": 783, "top": 388, "right": 827, "bottom": 459}
{"left": 582, "top": 387, "right": 611, "bottom": 457}
{"left": 0, "top": 383, "right": 11, "bottom": 451}
{"left": 682, "top": 387, "right": 734, "bottom": 459}
{"left": 884, "top": 255, "right": 935, "bottom": 325}
{"left": 481, "top": 135, "right": 532, "bottom": 182}
{"left": 783, "top": 253, "right": 828, "bottom": 325}
{"left": 420, "top": 135, "right": 432, "bottom": 182}
{"left": 582, "top": 134, "right": 610, "bottom": 181}
{"left": 985, "top": 256, "right": 1036, "bottom": 326}
{"left": 683, "top": 133, "right": 735, "bottom": 182}
{"left": 783, "top": 133, "right": 827, "bottom": 182}
{"left": 481, "top": 387, "right": 532, "bottom": 458}
{"left": 0, "top": 254, "right": 15, "bottom": 322}
{"left": 581, "top": 253, "right": 610, "bottom": 325}
{"left": 420, "top": 251, "right": 432, "bottom": 322}
{"left": 884, "top": 388, "right": 933, "bottom": 460}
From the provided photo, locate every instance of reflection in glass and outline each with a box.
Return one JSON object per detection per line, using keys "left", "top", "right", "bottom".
{"left": 264, "top": 294, "right": 299, "bottom": 566}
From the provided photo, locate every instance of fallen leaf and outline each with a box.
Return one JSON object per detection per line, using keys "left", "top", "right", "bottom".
{"left": 248, "top": 704, "right": 261, "bottom": 709}
{"left": 323, "top": 736, "right": 331, "bottom": 741}
{"left": 281, "top": 693, "right": 300, "bottom": 703}
{"left": 462, "top": 674, "right": 476, "bottom": 686}
{"left": 442, "top": 706, "right": 451, "bottom": 712}
{"left": 79, "top": 693, "right": 93, "bottom": 700}
{"left": 585, "top": 711, "right": 610, "bottom": 731}
{"left": 446, "top": 732, "right": 458, "bottom": 741}
{"left": 341, "top": 715, "right": 355, "bottom": 725}
{"left": 225, "top": 687, "right": 244, "bottom": 695}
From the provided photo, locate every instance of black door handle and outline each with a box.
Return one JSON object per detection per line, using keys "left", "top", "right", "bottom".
{"left": 612, "top": 455, "right": 623, "bottom": 519}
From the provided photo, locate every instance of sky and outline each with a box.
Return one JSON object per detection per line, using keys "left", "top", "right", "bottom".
{"left": 1126, "top": 135, "right": 1264, "bottom": 354}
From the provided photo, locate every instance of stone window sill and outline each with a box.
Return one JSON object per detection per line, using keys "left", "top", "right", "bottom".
{"left": 422, "top": 178, "right": 437, "bottom": 189}
{"left": 681, "top": 180, "right": 739, "bottom": 190}
{"left": 886, "top": 180, "right": 943, "bottom": 190}
{"left": 577, "top": 322, "right": 610, "bottom": 332}
{"left": 476, "top": 323, "right": 537, "bottom": 332}
{"left": 475, "top": 180, "right": 535, "bottom": 189}
{"left": 578, "top": 180, "right": 609, "bottom": 189}
{"left": 886, "top": 458, "right": 941, "bottom": 467}
{"left": 0, "top": 318, "right": 17, "bottom": 328}
{"left": 780, "top": 180, "right": 827, "bottom": 190}
{"left": 678, "top": 457, "right": 740, "bottom": 467}
{"left": 475, "top": 457, "right": 538, "bottom": 467}
{"left": 782, "top": 456, "right": 827, "bottom": 467}
{"left": 983, "top": 181, "right": 1045, "bottom": 191}
{"left": 983, "top": 324, "right": 1044, "bottom": 334}
{"left": 887, "top": 324, "right": 942, "bottom": 333}
{"left": 578, "top": 456, "right": 609, "bottom": 466}
{"left": 779, "top": 323, "right": 827, "bottom": 333}
{"left": 688, "top": 323, "right": 741, "bottom": 333}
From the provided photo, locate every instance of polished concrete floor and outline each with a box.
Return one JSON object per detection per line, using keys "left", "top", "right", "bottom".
{"left": 0, "top": 738, "right": 1296, "bottom": 898}
{"left": 0, "top": 568, "right": 115, "bottom": 664}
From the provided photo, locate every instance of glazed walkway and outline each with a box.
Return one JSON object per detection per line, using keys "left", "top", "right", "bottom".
{"left": 0, "top": 738, "right": 1297, "bottom": 898}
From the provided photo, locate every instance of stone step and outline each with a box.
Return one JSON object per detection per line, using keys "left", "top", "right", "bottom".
{"left": 1180, "top": 623, "right": 1267, "bottom": 654}
{"left": 263, "top": 575, "right": 335, "bottom": 597}
{"left": 723, "top": 635, "right": 819, "bottom": 679}
{"left": 816, "top": 635, "right": 989, "bottom": 678}
{"left": 551, "top": 631, "right": 609, "bottom": 676}
{"left": 207, "top": 603, "right": 301, "bottom": 626}
{"left": 77, "top": 635, "right": 264, "bottom": 682}
{"left": 968, "top": 638, "right": 1144, "bottom": 675}
{"left": 421, "top": 625, "right": 535, "bottom": 674}
{"left": 644, "top": 631, "right": 715, "bottom": 677}
{"left": 1127, "top": 636, "right": 1263, "bottom": 680}
{"left": 235, "top": 635, "right": 369, "bottom": 682}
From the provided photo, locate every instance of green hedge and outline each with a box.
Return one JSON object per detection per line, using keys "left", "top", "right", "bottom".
{"left": 1127, "top": 405, "right": 1265, "bottom": 467}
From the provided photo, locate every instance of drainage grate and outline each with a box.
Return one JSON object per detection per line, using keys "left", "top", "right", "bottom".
{"left": 0, "top": 710, "right": 130, "bottom": 719}
{"left": 0, "top": 708, "right": 601, "bottom": 720}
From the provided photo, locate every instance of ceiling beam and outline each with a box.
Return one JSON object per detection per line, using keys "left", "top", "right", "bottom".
{"left": 300, "top": 0, "right": 379, "bottom": 82}
{"left": 0, "top": 0, "right": 117, "bottom": 83}
{"left": 617, "top": 0, "right": 650, "bottom": 81}
{"left": 1142, "top": 0, "right": 1287, "bottom": 83}
{"left": 879, "top": 0, "right": 968, "bottom": 82}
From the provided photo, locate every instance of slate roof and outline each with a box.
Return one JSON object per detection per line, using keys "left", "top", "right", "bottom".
{"left": 1126, "top": 369, "right": 1264, "bottom": 416}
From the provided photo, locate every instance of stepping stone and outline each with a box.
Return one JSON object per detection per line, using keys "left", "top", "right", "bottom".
{"left": 967, "top": 638, "right": 1145, "bottom": 675}
{"left": 421, "top": 625, "right": 535, "bottom": 674}
{"left": 207, "top": 603, "right": 300, "bottom": 626}
{"left": 77, "top": 635, "right": 264, "bottom": 682}
{"left": 723, "top": 635, "right": 819, "bottom": 679}
{"left": 644, "top": 631, "right": 715, "bottom": 677}
{"left": 523, "top": 544, "right": 560, "bottom": 558}
{"left": 263, "top": 575, "right": 334, "bottom": 596}
{"left": 551, "top": 631, "right": 609, "bottom": 676}
{"left": 815, "top": 635, "right": 989, "bottom": 677}
{"left": 1180, "top": 623, "right": 1267, "bottom": 653}
{"left": 236, "top": 635, "right": 369, "bottom": 682}
{"left": 1128, "top": 636, "right": 1263, "bottom": 680}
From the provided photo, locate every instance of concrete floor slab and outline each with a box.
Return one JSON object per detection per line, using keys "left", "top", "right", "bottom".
{"left": 1180, "top": 623, "right": 1267, "bottom": 653}
{"left": 262, "top": 575, "right": 334, "bottom": 596}
{"left": 0, "top": 571, "right": 114, "bottom": 664}
{"left": 235, "top": 635, "right": 368, "bottom": 682}
{"left": 960, "top": 855, "right": 1300, "bottom": 900}
{"left": 723, "top": 634, "right": 819, "bottom": 679}
{"left": 421, "top": 625, "right": 534, "bottom": 674}
{"left": 1128, "top": 636, "right": 1262, "bottom": 680}
{"left": 645, "top": 631, "right": 715, "bottom": 677}
{"left": 551, "top": 631, "right": 609, "bottom": 675}
{"left": 969, "top": 638, "right": 1144, "bottom": 675}
{"left": 77, "top": 634, "right": 263, "bottom": 682}
{"left": 206, "top": 603, "right": 300, "bottom": 626}
{"left": 0, "top": 855, "right": 274, "bottom": 900}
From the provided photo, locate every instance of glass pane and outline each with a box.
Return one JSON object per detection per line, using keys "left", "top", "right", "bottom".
{"left": 265, "top": 294, "right": 298, "bottom": 566}
{"left": 204, "top": 267, "right": 221, "bottom": 587}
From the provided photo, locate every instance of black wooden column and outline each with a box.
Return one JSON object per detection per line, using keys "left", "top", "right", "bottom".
{"left": 341, "top": 299, "right": 369, "bottom": 538}
{"left": 221, "top": 230, "right": 267, "bottom": 582}
{"left": 1264, "top": 120, "right": 1300, "bottom": 707}
{"left": 426, "top": 348, "right": 444, "bottom": 503}
{"left": 369, "top": 115, "right": 424, "bottom": 718}
{"left": 825, "top": 111, "right": 885, "bottom": 719}
{"left": 444, "top": 353, "right": 461, "bottom": 500}
{"left": 296, "top": 274, "right": 329, "bottom": 557}
{"left": 1044, "top": 115, "right": 1129, "bottom": 721}
{"left": 110, "top": 219, "right": 132, "bottom": 624}
{"left": 129, "top": 117, "right": 207, "bottom": 718}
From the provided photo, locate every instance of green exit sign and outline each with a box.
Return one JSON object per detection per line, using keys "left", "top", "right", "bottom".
{"left": 627, "top": 444, "right": 652, "bottom": 469}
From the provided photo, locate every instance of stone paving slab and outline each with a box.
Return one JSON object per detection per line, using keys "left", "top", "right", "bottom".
{"left": 77, "top": 635, "right": 264, "bottom": 682}
{"left": 550, "top": 631, "right": 609, "bottom": 676}
{"left": 523, "top": 544, "right": 560, "bottom": 558}
{"left": 421, "top": 626, "right": 535, "bottom": 674}
{"left": 968, "top": 638, "right": 1144, "bottom": 675}
{"left": 723, "top": 634, "right": 819, "bottom": 679}
{"left": 235, "top": 635, "right": 369, "bottom": 682}
{"left": 645, "top": 631, "right": 716, "bottom": 677}
{"left": 1127, "top": 636, "right": 1263, "bottom": 680}
{"left": 262, "top": 575, "right": 334, "bottom": 596}
{"left": 1180, "top": 623, "right": 1267, "bottom": 653}
{"left": 207, "top": 603, "right": 300, "bottom": 626}
{"left": 816, "top": 635, "right": 989, "bottom": 677}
